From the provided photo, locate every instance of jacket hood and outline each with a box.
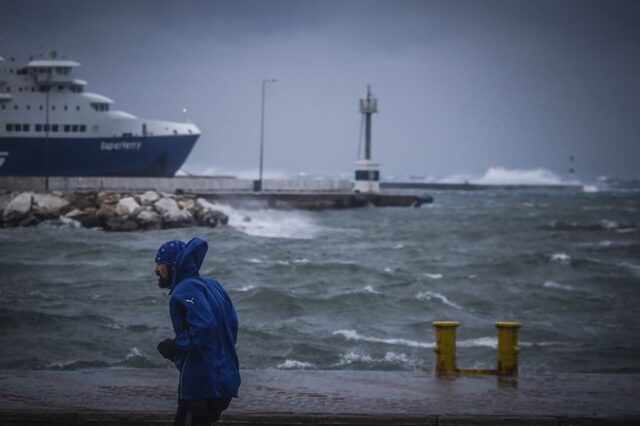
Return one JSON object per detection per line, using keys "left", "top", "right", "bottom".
{"left": 170, "top": 237, "right": 209, "bottom": 292}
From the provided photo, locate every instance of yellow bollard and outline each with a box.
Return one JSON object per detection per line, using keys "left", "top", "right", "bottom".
{"left": 495, "top": 322, "right": 521, "bottom": 376}
{"left": 432, "top": 321, "right": 460, "bottom": 376}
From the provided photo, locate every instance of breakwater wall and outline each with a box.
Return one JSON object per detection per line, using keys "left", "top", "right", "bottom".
{"left": 0, "top": 176, "right": 354, "bottom": 193}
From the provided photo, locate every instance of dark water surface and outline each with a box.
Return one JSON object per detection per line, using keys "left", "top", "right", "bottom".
{"left": 1, "top": 191, "right": 638, "bottom": 373}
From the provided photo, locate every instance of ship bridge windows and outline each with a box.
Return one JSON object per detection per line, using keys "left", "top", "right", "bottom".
{"left": 91, "top": 103, "right": 110, "bottom": 112}
{"left": 5, "top": 123, "right": 88, "bottom": 133}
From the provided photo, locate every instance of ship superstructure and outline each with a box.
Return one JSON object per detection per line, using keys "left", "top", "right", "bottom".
{"left": 0, "top": 53, "right": 200, "bottom": 176}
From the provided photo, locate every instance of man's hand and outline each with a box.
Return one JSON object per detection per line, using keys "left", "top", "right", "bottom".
{"left": 157, "top": 338, "right": 177, "bottom": 361}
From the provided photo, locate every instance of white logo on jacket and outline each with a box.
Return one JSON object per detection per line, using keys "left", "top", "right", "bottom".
{"left": 185, "top": 297, "right": 195, "bottom": 304}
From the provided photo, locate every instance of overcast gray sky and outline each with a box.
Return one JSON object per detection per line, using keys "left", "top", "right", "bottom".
{"left": 2, "top": 0, "right": 639, "bottom": 181}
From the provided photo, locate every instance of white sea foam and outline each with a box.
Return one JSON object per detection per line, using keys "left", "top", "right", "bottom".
{"left": 235, "top": 284, "right": 256, "bottom": 292}
{"left": 415, "top": 291, "right": 461, "bottom": 309}
{"left": 125, "top": 347, "right": 145, "bottom": 360}
{"left": 293, "top": 258, "right": 310, "bottom": 264}
{"left": 207, "top": 203, "right": 323, "bottom": 239}
{"left": 277, "top": 359, "right": 314, "bottom": 369}
{"left": 332, "top": 329, "right": 434, "bottom": 349}
{"left": 423, "top": 273, "right": 443, "bottom": 279}
{"left": 550, "top": 253, "right": 571, "bottom": 264}
{"left": 583, "top": 185, "right": 599, "bottom": 193}
{"left": 336, "top": 351, "right": 416, "bottom": 368}
{"left": 543, "top": 281, "right": 573, "bottom": 291}
{"left": 247, "top": 258, "right": 263, "bottom": 264}
{"left": 393, "top": 244, "right": 405, "bottom": 249}
{"left": 472, "top": 167, "right": 576, "bottom": 186}
{"left": 359, "top": 285, "right": 380, "bottom": 294}
{"left": 384, "top": 267, "right": 393, "bottom": 273}
{"left": 336, "top": 351, "right": 374, "bottom": 366}
{"left": 458, "top": 337, "right": 497, "bottom": 349}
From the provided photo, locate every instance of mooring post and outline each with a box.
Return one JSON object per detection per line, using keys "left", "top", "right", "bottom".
{"left": 496, "top": 322, "right": 521, "bottom": 376}
{"left": 432, "top": 321, "right": 459, "bottom": 376}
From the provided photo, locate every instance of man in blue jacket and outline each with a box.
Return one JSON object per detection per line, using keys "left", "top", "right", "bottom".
{"left": 154, "top": 237, "right": 240, "bottom": 426}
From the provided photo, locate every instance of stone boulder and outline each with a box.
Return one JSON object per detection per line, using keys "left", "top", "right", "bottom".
{"left": 135, "top": 209, "right": 162, "bottom": 230}
{"left": 65, "top": 208, "right": 100, "bottom": 228}
{"left": 3, "top": 192, "right": 33, "bottom": 224}
{"left": 194, "top": 198, "right": 229, "bottom": 227}
{"left": 96, "top": 202, "right": 118, "bottom": 224}
{"left": 96, "top": 192, "right": 121, "bottom": 205}
{"left": 140, "top": 191, "right": 160, "bottom": 205}
{"left": 31, "top": 193, "right": 70, "bottom": 219}
{"left": 65, "top": 192, "right": 98, "bottom": 211}
{"left": 154, "top": 197, "right": 195, "bottom": 228}
{"left": 116, "top": 197, "right": 141, "bottom": 217}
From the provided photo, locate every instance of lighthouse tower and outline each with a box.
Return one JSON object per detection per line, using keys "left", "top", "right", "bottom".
{"left": 354, "top": 85, "right": 381, "bottom": 193}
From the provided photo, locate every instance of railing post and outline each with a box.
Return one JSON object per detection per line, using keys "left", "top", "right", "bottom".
{"left": 496, "top": 322, "right": 521, "bottom": 376}
{"left": 432, "top": 321, "right": 459, "bottom": 376}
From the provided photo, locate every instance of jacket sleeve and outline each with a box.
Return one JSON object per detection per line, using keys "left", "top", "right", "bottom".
{"left": 171, "top": 286, "right": 216, "bottom": 352}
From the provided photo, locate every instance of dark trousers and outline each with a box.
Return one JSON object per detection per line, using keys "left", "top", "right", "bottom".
{"left": 174, "top": 398, "right": 231, "bottom": 426}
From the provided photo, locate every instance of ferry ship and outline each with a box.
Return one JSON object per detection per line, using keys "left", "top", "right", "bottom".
{"left": 0, "top": 53, "right": 200, "bottom": 177}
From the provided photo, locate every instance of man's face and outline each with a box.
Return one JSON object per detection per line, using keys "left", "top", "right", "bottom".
{"left": 155, "top": 263, "right": 172, "bottom": 289}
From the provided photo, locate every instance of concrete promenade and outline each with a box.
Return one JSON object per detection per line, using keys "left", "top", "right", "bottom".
{"left": 1, "top": 369, "right": 639, "bottom": 425}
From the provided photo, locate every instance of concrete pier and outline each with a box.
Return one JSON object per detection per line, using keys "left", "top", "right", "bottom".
{"left": 1, "top": 369, "right": 639, "bottom": 425}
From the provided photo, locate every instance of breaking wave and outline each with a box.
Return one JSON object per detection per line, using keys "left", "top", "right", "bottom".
{"left": 415, "top": 291, "right": 461, "bottom": 309}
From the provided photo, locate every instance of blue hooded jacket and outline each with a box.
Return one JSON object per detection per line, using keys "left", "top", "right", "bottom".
{"left": 167, "top": 237, "right": 240, "bottom": 400}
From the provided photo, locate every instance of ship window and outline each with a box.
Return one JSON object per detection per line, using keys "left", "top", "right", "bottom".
{"left": 76, "top": 106, "right": 80, "bottom": 111}
{"left": 52, "top": 125, "right": 59, "bottom": 132}
{"left": 39, "top": 105, "right": 43, "bottom": 110}
{"left": 23, "top": 124, "right": 30, "bottom": 132}
{"left": 27, "top": 105, "right": 31, "bottom": 110}
{"left": 43, "top": 124, "right": 49, "bottom": 132}
{"left": 64, "top": 106, "right": 68, "bottom": 111}
{"left": 14, "top": 124, "right": 21, "bottom": 131}
{"left": 51, "top": 105, "right": 55, "bottom": 110}
{"left": 80, "top": 124, "right": 87, "bottom": 132}
{"left": 72, "top": 125, "right": 78, "bottom": 132}
{"left": 14, "top": 105, "right": 17, "bottom": 110}
{"left": 64, "top": 124, "right": 70, "bottom": 132}
{"left": 36, "top": 124, "right": 42, "bottom": 132}
{"left": 6, "top": 124, "right": 12, "bottom": 131}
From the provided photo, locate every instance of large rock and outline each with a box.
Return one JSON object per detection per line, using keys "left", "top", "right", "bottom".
{"left": 135, "top": 209, "right": 161, "bottom": 230}
{"left": 116, "top": 197, "right": 141, "bottom": 217}
{"left": 96, "top": 192, "right": 121, "bottom": 205}
{"left": 140, "top": 191, "right": 160, "bottom": 205}
{"left": 32, "top": 193, "right": 70, "bottom": 218}
{"left": 65, "top": 208, "right": 100, "bottom": 228}
{"left": 3, "top": 192, "right": 33, "bottom": 223}
{"left": 195, "top": 198, "right": 229, "bottom": 227}
{"left": 96, "top": 203, "right": 118, "bottom": 224}
{"left": 65, "top": 192, "right": 98, "bottom": 211}
{"left": 154, "top": 197, "right": 195, "bottom": 228}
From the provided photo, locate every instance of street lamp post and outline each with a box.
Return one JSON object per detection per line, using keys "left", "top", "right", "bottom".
{"left": 257, "top": 78, "right": 276, "bottom": 191}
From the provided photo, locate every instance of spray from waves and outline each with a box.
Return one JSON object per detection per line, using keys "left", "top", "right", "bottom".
{"left": 436, "top": 167, "right": 579, "bottom": 186}
{"left": 472, "top": 167, "right": 577, "bottom": 186}
{"left": 333, "top": 330, "right": 504, "bottom": 349}
{"left": 44, "top": 347, "right": 160, "bottom": 370}
{"left": 277, "top": 359, "right": 315, "bottom": 369}
{"left": 207, "top": 203, "right": 323, "bottom": 239}
{"left": 333, "top": 329, "right": 434, "bottom": 348}
{"left": 415, "top": 291, "right": 461, "bottom": 309}
{"left": 335, "top": 350, "right": 418, "bottom": 368}
{"left": 423, "top": 273, "right": 443, "bottom": 279}
{"left": 550, "top": 253, "right": 571, "bottom": 264}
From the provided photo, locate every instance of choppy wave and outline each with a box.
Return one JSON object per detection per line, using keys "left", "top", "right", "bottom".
{"left": 472, "top": 167, "right": 575, "bottom": 186}
{"left": 415, "top": 291, "right": 461, "bottom": 309}
{"left": 550, "top": 253, "right": 571, "bottom": 264}
{"left": 208, "top": 203, "right": 323, "bottom": 239}
{"left": 277, "top": 359, "right": 315, "bottom": 369}
{"left": 543, "top": 281, "right": 574, "bottom": 291}
{"left": 335, "top": 350, "right": 418, "bottom": 369}
{"left": 544, "top": 219, "right": 636, "bottom": 232}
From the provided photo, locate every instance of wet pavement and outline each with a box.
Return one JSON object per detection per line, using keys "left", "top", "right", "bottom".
{"left": 1, "top": 369, "right": 639, "bottom": 425}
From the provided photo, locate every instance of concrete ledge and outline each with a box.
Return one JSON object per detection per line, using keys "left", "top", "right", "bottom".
{"left": 1, "top": 370, "right": 639, "bottom": 425}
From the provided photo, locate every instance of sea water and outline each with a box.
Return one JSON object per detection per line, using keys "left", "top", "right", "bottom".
{"left": 0, "top": 190, "right": 638, "bottom": 373}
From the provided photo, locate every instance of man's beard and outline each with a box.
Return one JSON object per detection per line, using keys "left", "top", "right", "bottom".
{"left": 157, "top": 270, "right": 173, "bottom": 289}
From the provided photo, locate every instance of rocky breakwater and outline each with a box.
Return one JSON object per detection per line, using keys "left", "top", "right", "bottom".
{"left": 0, "top": 190, "right": 229, "bottom": 232}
